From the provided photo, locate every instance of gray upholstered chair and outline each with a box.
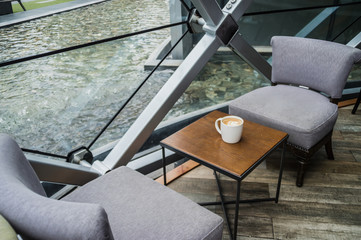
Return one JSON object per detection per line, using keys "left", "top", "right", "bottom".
{"left": 229, "top": 36, "right": 361, "bottom": 187}
{"left": 0, "top": 134, "right": 223, "bottom": 240}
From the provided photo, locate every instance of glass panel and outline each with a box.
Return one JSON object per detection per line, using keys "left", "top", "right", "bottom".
{"left": 245, "top": 0, "right": 361, "bottom": 13}
{"left": 239, "top": 4, "right": 361, "bottom": 45}
{"left": 309, "top": 5, "right": 361, "bottom": 43}
{"left": 0, "top": 30, "right": 171, "bottom": 156}
{"left": 88, "top": 66, "right": 176, "bottom": 151}
{"left": 239, "top": 9, "right": 321, "bottom": 45}
{"left": 165, "top": 52, "right": 270, "bottom": 119}
{"left": 0, "top": 0, "right": 170, "bottom": 62}
{"left": 1, "top": 0, "right": 360, "bottom": 160}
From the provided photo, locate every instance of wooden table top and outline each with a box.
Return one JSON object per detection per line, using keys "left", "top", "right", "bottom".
{"left": 161, "top": 110, "right": 288, "bottom": 179}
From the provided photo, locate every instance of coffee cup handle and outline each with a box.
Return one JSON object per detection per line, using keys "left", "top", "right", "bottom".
{"left": 215, "top": 118, "right": 222, "bottom": 134}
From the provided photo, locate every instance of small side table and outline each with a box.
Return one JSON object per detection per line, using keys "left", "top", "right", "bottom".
{"left": 160, "top": 110, "right": 288, "bottom": 240}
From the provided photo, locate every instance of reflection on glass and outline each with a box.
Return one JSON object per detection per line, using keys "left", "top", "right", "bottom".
{"left": 245, "top": 0, "right": 361, "bottom": 14}
{"left": 0, "top": 31, "right": 170, "bottom": 155}
{"left": 167, "top": 53, "right": 270, "bottom": 119}
{"left": 0, "top": 0, "right": 170, "bottom": 62}
{"left": 0, "top": 0, "right": 360, "bottom": 158}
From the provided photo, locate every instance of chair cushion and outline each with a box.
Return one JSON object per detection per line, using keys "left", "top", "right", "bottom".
{"left": 62, "top": 166, "right": 224, "bottom": 240}
{"left": 0, "top": 134, "right": 114, "bottom": 240}
{"left": 229, "top": 85, "right": 338, "bottom": 149}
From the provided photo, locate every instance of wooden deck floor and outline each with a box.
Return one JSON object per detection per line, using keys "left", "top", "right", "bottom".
{"left": 166, "top": 106, "right": 361, "bottom": 239}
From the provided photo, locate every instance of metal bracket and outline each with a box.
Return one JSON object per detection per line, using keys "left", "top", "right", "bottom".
{"left": 214, "top": 14, "right": 239, "bottom": 45}
{"left": 67, "top": 146, "right": 93, "bottom": 164}
{"left": 188, "top": 8, "right": 205, "bottom": 34}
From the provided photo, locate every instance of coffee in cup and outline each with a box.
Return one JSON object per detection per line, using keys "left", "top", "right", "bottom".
{"left": 215, "top": 116, "right": 244, "bottom": 144}
{"left": 222, "top": 117, "right": 243, "bottom": 127}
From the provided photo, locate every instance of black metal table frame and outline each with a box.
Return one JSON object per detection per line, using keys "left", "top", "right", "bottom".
{"left": 161, "top": 138, "right": 287, "bottom": 240}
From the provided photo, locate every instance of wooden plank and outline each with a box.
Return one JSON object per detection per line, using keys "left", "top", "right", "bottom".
{"left": 352, "top": 150, "right": 361, "bottom": 162}
{"left": 216, "top": 201, "right": 361, "bottom": 226}
{"left": 168, "top": 177, "right": 270, "bottom": 199}
{"left": 273, "top": 218, "right": 361, "bottom": 239}
{"left": 269, "top": 184, "right": 361, "bottom": 205}
{"left": 338, "top": 98, "right": 357, "bottom": 108}
{"left": 164, "top": 106, "right": 361, "bottom": 239}
{"left": 220, "top": 215, "right": 274, "bottom": 239}
{"left": 155, "top": 160, "right": 199, "bottom": 185}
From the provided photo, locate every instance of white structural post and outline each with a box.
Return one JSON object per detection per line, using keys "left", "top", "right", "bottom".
{"left": 101, "top": 0, "right": 272, "bottom": 171}
{"left": 169, "top": 0, "right": 192, "bottom": 59}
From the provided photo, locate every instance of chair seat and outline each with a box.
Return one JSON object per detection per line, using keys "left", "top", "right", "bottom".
{"left": 62, "top": 166, "right": 223, "bottom": 240}
{"left": 229, "top": 85, "right": 338, "bottom": 149}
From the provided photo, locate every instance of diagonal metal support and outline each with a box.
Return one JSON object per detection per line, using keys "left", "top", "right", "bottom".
{"left": 347, "top": 32, "right": 361, "bottom": 48}
{"left": 191, "top": 0, "right": 224, "bottom": 27}
{"left": 103, "top": 33, "right": 222, "bottom": 169}
{"left": 229, "top": 33, "right": 272, "bottom": 80}
{"left": 101, "top": 0, "right": 266, "bottom": 171}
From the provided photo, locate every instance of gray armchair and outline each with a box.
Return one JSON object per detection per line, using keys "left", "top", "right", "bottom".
{"left": 229, "top": 36, "right": 361, "bottom": 187}
{"left": 0, "top": 134, "right": 223, "bottom": 240}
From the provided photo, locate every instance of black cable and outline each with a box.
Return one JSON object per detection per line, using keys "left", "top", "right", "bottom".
{"left": 0, "top": 21, "right": 187, "bottom": 68}
{"left": 87, "top": 29, "right": 190, "bottom": 149}
{"left": 21, "top": 148, "right": 68, "bottom": 159}
{"left": 243, "top": 2, "right": 361, "bottom": 17}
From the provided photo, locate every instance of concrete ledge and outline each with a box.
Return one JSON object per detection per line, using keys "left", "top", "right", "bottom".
{"left": 0, "top": 0, "right": 107, "bottom": 28}
{"left": 144, "top": 36, "right": 272, "bottom": 71}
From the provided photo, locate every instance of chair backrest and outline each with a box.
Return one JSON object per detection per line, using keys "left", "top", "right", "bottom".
{"left": 0, "top": 134, "right": 114, "bottom": 240}
{"left": 271, "top": 36, "right": 361, "bottom": 99}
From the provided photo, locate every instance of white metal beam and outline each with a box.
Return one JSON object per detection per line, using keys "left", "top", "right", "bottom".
{"left": 222, "top": 0, "right": 253, "bottom": 22}
{"left": 28, "top": 155, "right": 100, "bottom": 185}
{"left": 101, "top": 0, "right": 262, "bottom": 170}
{"left": 191, "top": 0, "right": 224, "bottom": 27}
{"left": 102, "top": 33, "right": 222, "bottom": 169}
{"left": 229, "top": 33, "right": 272, "bottom": 80}
{"left": 347, "top": 32, "right": 361, "bottom": 48}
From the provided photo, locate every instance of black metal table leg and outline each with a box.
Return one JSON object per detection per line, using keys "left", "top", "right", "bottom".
{"left": 233, "top": 180, "right": 241, "bottom": 240}
{"left": 214, "top": 171, "right": 233, "bottom": 239}
{"left": 275, "top": 141, "right": 286, "bottom": 203}
{"left": 162, "top": 147, "right": 167, "bottom": 185}
{"left": 214, "top": 171, "right": 242, "bottom": 240}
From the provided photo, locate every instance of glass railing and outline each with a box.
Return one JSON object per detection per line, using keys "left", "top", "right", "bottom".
{"left": 0, "top": 0, "right": 171, "bottom": 62}
{"left": 0, "top": 0, "right": 360, "bottom": 167}
{"left": 0, "top": 0, "right": 175, "bottom": 158}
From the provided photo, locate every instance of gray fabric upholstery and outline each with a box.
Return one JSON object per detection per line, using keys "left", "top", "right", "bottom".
{"left": 0, "top": 134, "right": 46, "bottom": 197}
{"left": 230, "top": 36, "right": 361, "bottom": 151}
{"left": 229, "top": 85, "right": 338, "bottom": 149}
{"left": 271, "top": 36, "right": 361, "bottom": 99}
{"left": 63, "top": 166, "right": 224, "bottom": 240}
{"left": 0, "top": 134, "right": 223, "bottom": 240}
{"left": 0, "top": 134, "right": 114, "bottom": 240}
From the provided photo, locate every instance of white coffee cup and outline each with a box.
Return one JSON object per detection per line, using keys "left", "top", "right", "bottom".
{"left": 215, "top": 116, "right": 244, "bottom": 144}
